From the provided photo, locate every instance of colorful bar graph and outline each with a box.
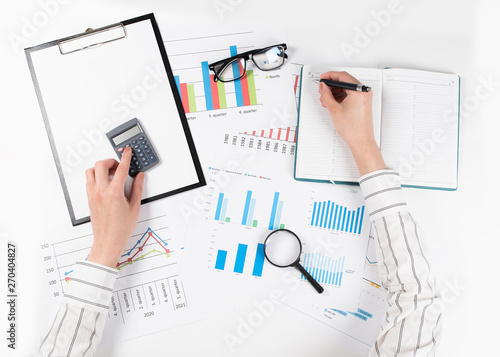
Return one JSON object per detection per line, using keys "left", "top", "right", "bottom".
{"left": 234, "top": 244, "right": 248, "bottom": 274}
{"left": 174, "top": 45, "right": 258, "bottom": 114}
{"left": 310, "top": 201, "right": 365, "bottom": 234}
{"left": 214, "top": 189, "right": 285, "bottom": 230}
{"left": 215, "top": 250, "right": 227, "bottom": 270}
{"left": 214, "top": 193, "right": 229, "bottom": 222}
{"left": 252, "top": 243, "right": 265, "bottom": 277}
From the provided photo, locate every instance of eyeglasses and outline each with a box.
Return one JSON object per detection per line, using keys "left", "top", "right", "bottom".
{"left": 208, "top": 43, "right": 288, "bottom": 83}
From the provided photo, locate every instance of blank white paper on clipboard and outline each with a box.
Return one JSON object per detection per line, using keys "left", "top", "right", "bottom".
{"left": 26, "top": 14, "right": 205, "bottom": 226}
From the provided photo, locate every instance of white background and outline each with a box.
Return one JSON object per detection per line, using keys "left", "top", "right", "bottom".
{"left": 1, "top": 0, "right": 499, "bottom": 356}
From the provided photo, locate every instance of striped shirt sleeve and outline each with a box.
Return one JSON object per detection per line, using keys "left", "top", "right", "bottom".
{"left": 37, "top": 261, "right": 118, "bottom": 357}
{"left": 359, "top": 170, "right": 443, "bottom": 357}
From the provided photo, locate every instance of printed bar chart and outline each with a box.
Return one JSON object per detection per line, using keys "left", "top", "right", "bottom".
{"left": 241, "top": 191, "right": 258, "bottom": 227}
{"left": 214, "top": 193, "right": 230, "bottom": 222}
{"left": 215, "top": 250, "right": 227, "bottom": 270}
{"left": 302, "top": 253, "right": 345, "bottom": 287}
{"left": 310, "top": 201, "right": 365, "bottom": 234}
{"left": 252, "top": 244, "right": 265, "bottom": 277}
{"left": 242, "top": 126, "right": 297, "bottom": 143}
{"left": 268, "top": 192, "right": 284, "bottom": 230}
{"left": 174, "top": 45, "right": 258, "bottom": 113}
{"left": 214, "top": 189, "right": 285, "bottom": 230}
{"left": 234, "top": 243, "right": 247, "bottom": 273}
{"left": 214, "top": 243, "right": 265, "bottom": 277}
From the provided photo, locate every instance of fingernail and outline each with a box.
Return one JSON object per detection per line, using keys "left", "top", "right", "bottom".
{"left": 125, "top": 147, "right": 131, "bottom": 153}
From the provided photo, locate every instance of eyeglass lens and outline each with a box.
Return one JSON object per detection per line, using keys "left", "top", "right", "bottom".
{"left": 217, "top": 58, "right": 245, "bottom": 82}
{"left": 215, "top": 45, "right": 286, "bottom": 82}
{"left": 252, "top": 45, "right": 286, "bottom": 70}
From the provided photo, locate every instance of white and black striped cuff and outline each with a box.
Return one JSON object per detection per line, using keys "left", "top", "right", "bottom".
{"left": 62, "top": 261, "right": 118, "bottom": 313}
{"left": 359, "top": 170, "right": 407, "bottom": 221}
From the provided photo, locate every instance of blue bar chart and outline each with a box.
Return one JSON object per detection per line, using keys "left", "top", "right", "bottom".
{"left": 214, "top": 193, "right": 230, "bottom": 222}
{"left": 214, "top": 243, "right": 265, "bottom": 277}
{"left": 301, "top": 253, "right": 346, "bottom": 287}
{"left": 213, "top": 189, "right": 285, "bottom": 230}
{"left": 310, "top": 201, "right": 365, "bottom": 235}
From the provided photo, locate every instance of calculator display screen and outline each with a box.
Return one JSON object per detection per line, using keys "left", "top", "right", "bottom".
{"left": 112, "top": 125, "right": 141, "bottom": 145}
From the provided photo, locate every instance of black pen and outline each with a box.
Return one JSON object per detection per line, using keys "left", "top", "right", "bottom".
{"left": 313, "top": 78, "right": 371, "bottom": 92}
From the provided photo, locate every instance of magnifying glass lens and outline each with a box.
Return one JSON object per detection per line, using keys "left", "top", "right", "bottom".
{"left": 264, "top": 230, "right": 301, "bottom": 267}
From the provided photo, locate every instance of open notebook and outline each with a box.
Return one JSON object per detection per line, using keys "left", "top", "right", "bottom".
{"left": 295, "top": 66, "right": 460, "bottom": 190}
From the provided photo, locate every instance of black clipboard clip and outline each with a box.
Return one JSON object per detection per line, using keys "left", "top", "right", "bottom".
{"left": 57, "top": 23, "right": 127, "bottom": 55}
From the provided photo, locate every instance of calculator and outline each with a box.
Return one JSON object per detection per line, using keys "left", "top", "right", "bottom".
{"left": 106, "top": 118, "right": 159, "bottom": 177}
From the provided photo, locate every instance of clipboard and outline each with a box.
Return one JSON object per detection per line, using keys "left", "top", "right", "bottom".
{"left": 25, "top": 14, "right": 205, "bottom": 226}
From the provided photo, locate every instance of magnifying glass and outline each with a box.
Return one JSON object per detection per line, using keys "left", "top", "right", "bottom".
{"left": 263, "top": 229, "right": 324, "bottom": 294}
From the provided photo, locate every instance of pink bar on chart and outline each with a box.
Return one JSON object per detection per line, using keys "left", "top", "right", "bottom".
{"left": 285, "top": 127, "right": 291, "bottom": 141}
{"left": 278, "top": 128, "right": 282, "bottom": 140}
{"left": 180, "top": 83, "right": 190, "bottom": 113}
{"left": 210, "top": 74, "right": 220, "bottom": 110}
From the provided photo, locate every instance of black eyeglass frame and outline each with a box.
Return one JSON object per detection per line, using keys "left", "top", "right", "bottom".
{"left": 208, "top": 43, "right": 288, "bottom": 83}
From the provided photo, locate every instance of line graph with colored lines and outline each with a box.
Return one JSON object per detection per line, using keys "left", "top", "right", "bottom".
{"left": 117, "top": 228, "right": 171, "bottom": 270}
{"left": 49, "top": 215, "right": 180, "bottom": 290}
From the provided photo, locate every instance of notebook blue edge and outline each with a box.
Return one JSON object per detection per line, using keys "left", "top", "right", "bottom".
{"left": 293, "top": 67, "right": 460, "bottom": 192}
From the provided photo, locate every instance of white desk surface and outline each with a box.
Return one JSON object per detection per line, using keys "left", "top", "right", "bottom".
{"left": 1, "top": 0, "right": 499, "bottom": 356}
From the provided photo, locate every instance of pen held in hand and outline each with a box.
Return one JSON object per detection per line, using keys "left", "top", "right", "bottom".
{"left": 313, "top": 78, "right": 371, "bottom": 92}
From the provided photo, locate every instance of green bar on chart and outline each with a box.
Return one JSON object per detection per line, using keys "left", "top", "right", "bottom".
{"left": 225, "top": 217, "right": 231, "bottom": 222}
{"left": 187, "top": 84, "right": 197, "bottom": 112}
{"left": 217, "top": 80, "right": 227, "bottom": 109}
{"left": 252, "top": 220, "right": 258, "bottom": 227}
{"left": 280, "top": 224, "right": 285, "bottom": 229}
{"left": 246, "top": 70, "right": 258, "bottom": 105}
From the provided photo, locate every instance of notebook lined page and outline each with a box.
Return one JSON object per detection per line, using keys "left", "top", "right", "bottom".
{"left": 295, "top": 66, "right": 382, "bottom": 182}
{"left": 380, "top": 69, "right": 459, "bottom": 189}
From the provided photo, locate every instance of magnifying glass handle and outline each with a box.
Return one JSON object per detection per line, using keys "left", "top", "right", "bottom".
{"left": 295, "top": 264, "right": 324, "bottom": 294}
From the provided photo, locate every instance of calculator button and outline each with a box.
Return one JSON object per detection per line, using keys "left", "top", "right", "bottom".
{"left": 141, "top": 157, "right": 147, "bottom": 162}
{"left": 136, "top": 164, "right": 143, "bottom": 170}
{"left": 117, "top": 147, "right": 124, "bottom": 153}
{"left": 129, "top": 168, "right": 136, "bottom": 175}
{"left": 138, "top": 136, "right": 144, "bottom": 141}
{"left": 125, "top": 143, "right": 131, "bottom": 147}
{"left": 135, "top": 148, "right": 142, "bottom": 153}
{"left": 138, "top": 152, "right": 145, "bottom": 158}
{"left": 145, "top": 149, "right": 152, "bottom": 154}
{"left": 132, "top": 156, "right": 138, "bottom": 162}
{"left": 133, "top": 144, "right": 140, "bottom": 149}
{"left": 140, "top": 141, "right": 147, "bottom": 145}
{"left": 148, "top": 154, "right": 157, "bottom": 163}
{"left": 132, "top": 140, "right": 138, "bottom": 144}
{"left": 143, "top": 161, "right": 150, "bottom": 167}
